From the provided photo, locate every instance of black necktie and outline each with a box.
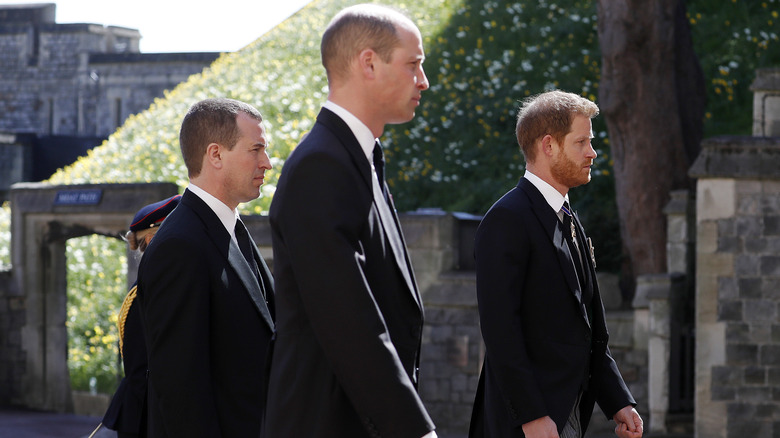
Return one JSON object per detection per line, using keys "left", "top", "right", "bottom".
{"left": 235, "top": 219, "right": 261, "bottom": 282}
{"left": 372, "top": 141, "right": 389, "bottom": 202}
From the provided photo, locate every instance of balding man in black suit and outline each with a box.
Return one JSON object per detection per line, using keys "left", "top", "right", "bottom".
{"left": 265, "top": 4, "right": 436, "bottom": 438}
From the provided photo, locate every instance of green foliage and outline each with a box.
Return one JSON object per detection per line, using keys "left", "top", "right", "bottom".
{"left": 66, "top": 236, "right": 127, "bottom": 393}
{"left": 687, "top": 0, "right": 780, "bottom": 136}
{"left": 0, "top": 0, "right": 778, "bottom": 392}
{"left": 384, "top": 0, "right": 603, "bottom": 215}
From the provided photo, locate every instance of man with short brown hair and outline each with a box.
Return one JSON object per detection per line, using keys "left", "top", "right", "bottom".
{"left": 469, "top": 90, "right": 642, "bottom": 438}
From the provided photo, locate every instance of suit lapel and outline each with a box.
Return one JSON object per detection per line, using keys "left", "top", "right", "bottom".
{"left": 372, "top": 169, "right": 422, "bottom": 308}
{"left": 572, "top": 211, "right": 596, "bottom": 309}
{"left": 227, "top": 238, "right": 275, "bottom": 331}
{"left": 572, "top": 212, "right": 595, "bottom": 276}
{"left": 247, "top": 228, "right": 275, "bottom": 320}
{"left": 317, "top": 109, "right": 421, "bottom": 309}
{"left": 517, "top": 178, "right": 590, "bottom": 327}
{"left": 385, "top": 191, "right": 422, "bottom": 304}
{"left": 183, "top": 190, "right": 275, "bottom": 331}
{"left": 317, "top": 109, "right": 373, "bottom": 188}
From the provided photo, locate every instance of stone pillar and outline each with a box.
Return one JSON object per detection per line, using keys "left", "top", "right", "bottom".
{"left": 635, "top": 273, "right": 686, "bottom": 434}
{"left": 751, "top": 68, "right": 780, "bottom": 136}
{"left": 663, "top": 189, "right": 696, "bottom": 421}
{"left": 664, "top": 189, "right": 696, "bottom": 279}
{"left": 402, "top": 211, "right": 481, "bottom": 437}
{"left": 689, "top": 136, "right": 780, "bottom": 438}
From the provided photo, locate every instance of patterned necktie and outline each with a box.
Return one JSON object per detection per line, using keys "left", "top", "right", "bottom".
{"left": 562, "top": 202, "right": 593, "bottom": 316}
{"left": 561, "top": 202, "right": 586, "bottom": 285}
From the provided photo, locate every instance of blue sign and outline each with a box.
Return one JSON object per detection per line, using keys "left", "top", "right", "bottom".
{"left": 54, "top": 189, "right": 103, "bottom": 206}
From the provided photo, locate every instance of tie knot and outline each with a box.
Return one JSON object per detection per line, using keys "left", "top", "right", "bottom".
{"left": 235, "top": 219, "right": 246, "bottom": 235}
{"left": 373, "top": 141, "right": 384, "bottom": 165}
{"left": 561, "top": 201, "right": 572, "bottom": 217}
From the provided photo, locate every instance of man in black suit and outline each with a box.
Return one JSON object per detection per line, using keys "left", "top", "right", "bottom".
{"left": 469, "top": 90, "right": 643, "bottom": 438}
{"left": 137, "top": 98, "right": 275, "bottom": 437}
{"left": 102, "top": 194, "right": 181, "bottom": 438}
{"left": 265, "top": 4, "right": 436, "bottom": 438}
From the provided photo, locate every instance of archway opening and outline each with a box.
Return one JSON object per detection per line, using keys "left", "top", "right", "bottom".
{"left": 65, "top": 234, "right": 127, "bottom": 397}
{"left": 5, "top": 182, "right": 178, "bottom": 412}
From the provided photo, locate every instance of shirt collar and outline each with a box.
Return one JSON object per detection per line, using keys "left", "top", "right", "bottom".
{"left": 187, "top": 183, "right": 240, "bottom": 240}
{"left": 323, "top": 100, "right": 377, "bottom": 164}
{"left": 524, "top": 170, "right": 570, "bottom": 217}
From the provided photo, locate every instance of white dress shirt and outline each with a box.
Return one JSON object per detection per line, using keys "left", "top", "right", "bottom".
{"left": 524, "top": 170, "right": 570, "bottom": 222}
{"left": 187, "top": 183, "right": 242, "bottom": 245}
{"left": 323, "top": 100, "right": 382, "bottom": 179}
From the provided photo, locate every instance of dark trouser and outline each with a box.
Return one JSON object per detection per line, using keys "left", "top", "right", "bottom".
{"left": 560, "top": 392, "right": 583, "bottom": 438}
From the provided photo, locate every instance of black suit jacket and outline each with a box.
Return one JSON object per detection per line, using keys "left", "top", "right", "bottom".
{"left": 137, "top": 189, "right": 275, "bottom": 438}
{"left": 265, "top": 108, "right": 435, "bottom": 438}
{"left": 469, "top": 177, "right": 634, "bottom": 437}
{"left": 102, "top": 283, "right": 147, "bottom": 436}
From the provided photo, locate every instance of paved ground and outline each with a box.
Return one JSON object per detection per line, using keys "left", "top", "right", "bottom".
{"left": 0, "top": 407, "right": 690, "bottom": 438}
{"left": 0, "top": 408, "right": 114, "bottom": 438}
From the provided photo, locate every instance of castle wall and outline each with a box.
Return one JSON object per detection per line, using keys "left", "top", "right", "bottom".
{"left": 0, "top": 4, "right": 219, "bottom": 198}
{"left": 690, "top": 136, "right": 780, "bottom": 438}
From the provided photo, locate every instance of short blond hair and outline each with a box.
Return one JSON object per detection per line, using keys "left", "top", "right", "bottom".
{"left": 321, "top": 4, "right": 412, "bottom": 83}
{"left": 125, "top": 228, "right": 155, "bottom": 252}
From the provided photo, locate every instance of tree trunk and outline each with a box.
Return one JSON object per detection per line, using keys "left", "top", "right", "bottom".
{"left": 597, "top": 0, "right": 705, "bottom": 300}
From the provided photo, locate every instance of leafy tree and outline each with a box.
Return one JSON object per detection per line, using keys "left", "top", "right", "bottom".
{"left": 689, "top": 0, "right": 780, "bottom": 137}
{"left": 596, "top": 0, "right": 706, "bottom": 298}
{"left": 384, "top": 0, "right": 605, "bottom": 215}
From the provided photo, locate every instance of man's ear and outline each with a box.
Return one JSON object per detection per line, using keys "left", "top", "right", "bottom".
{"left": 205, "top": 142, "right": 223, "bottom": 169}
{"left": 357, "top": 48, "right": 377, "bottom": 78}
{"left": 540, "top": 134, "right": 555, "bottom": 157}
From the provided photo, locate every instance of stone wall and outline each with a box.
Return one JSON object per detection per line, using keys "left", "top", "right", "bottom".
{"left": 0, "top": 12, "right": 218, "bottom": 138}
{"left": 689, "top": 136, "right": 780, "bottom": 438}
{"left": 0, "top": 4, "right": 218, "bottom": 197}
{"left": 0, "top": 135, "right": 33, "bottom": 198}
{"left": 752, "top": 68, "right": 780, "bottom": 137}
{"left": 0, "top": 269, "right": 24, "bottom": 408}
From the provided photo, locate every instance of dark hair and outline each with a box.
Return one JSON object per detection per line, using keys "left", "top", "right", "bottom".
{"left": 516, "top": 90, "right": 599, "bottom": 162}
{"left": 179, "top": 98, "right": 263, "bottom": 177}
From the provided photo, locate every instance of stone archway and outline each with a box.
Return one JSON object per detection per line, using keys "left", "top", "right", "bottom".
{"left": 4, "top": 182, "right": 178, "bottom": 412}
